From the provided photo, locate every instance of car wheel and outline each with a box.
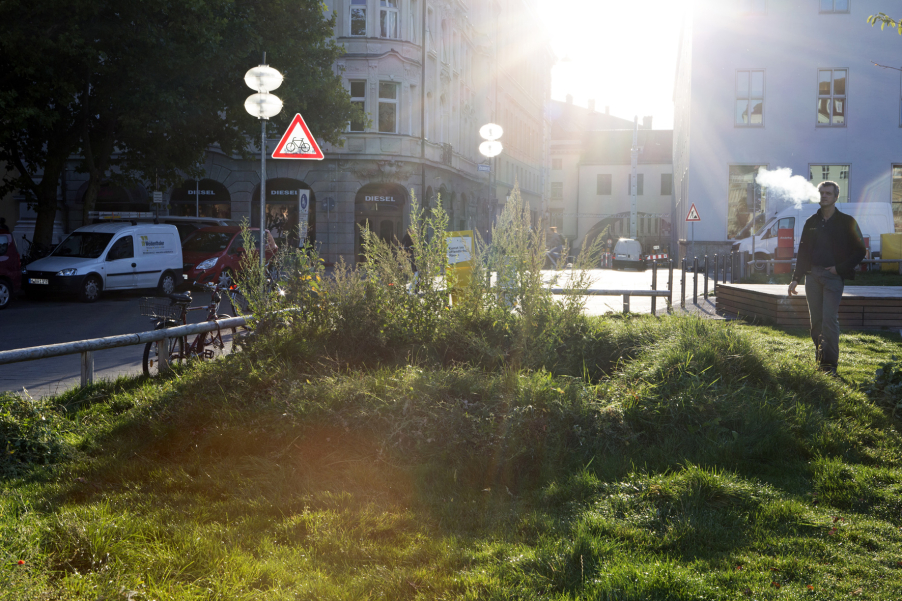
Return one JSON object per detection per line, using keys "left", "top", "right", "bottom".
{"left": 219, "top": 269, "right": 235, "bottom": 288}
{"left": 157, "top": 272, "right": 176, "bottom": 296}
{"left": 80, "top": 275, "right": 102, "bottom": 303}
{"left": 0, "top": 280, "right": 11, "bottom": 310}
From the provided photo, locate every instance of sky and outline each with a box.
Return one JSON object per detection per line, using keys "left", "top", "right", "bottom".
{"left": 534, "top": 0, "right": 690, "bottom": 129}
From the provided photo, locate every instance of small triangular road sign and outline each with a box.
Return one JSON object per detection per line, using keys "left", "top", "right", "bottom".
{"left": 685, "top": 203, "right": 701, "bottom": 222}
{"left": 272, "top": 113, "right": 324, "bottom": 160}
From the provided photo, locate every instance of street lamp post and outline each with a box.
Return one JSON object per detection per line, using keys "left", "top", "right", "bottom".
{"left": 244, "top": 58, "right": 284, "bottom": 267}
{"left": 478, "top": 124, "right": 503, "bottom": 231}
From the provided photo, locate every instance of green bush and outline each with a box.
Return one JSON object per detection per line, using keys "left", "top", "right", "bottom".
{"left": 0, "top": 393, "right": 70, "bottom": 476}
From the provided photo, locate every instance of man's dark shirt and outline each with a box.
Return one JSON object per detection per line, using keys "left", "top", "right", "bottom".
{"left": 792, "top": 207, "right": 866, "bottom": 281}
{"left": 810, "top": 213, "right": 839, "bottom": 267}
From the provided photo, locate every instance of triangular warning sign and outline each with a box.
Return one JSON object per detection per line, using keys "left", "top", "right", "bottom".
{"left": 685, "top": 203, "right": 701, "bottom": 222}
{"left": 272, "top": 113, "right": 324, "bottom": 160}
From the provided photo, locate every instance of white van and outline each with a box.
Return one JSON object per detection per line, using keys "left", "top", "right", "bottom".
{"left": 613, "top": 238, "right": 645, "bottom": 270}
{"left": 23, "top": 223, "right": 183, "bottom": 302}
{"left": 733, "top": 202, "right": 895, "bottom": 260}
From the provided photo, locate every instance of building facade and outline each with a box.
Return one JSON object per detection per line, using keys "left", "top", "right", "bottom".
{"left": 549, "top": 98, "right": 673, "bottom": 254}
{"left": 9, "top": 0, "right": 553, "bottom": 265}
{"left": 673, "top": 0, "right": 902, "bottom": 261}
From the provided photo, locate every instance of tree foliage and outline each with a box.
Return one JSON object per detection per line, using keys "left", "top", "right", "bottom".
{"left": 867, "top": 12, "right": 902, "bottom": 35}
{"left": 0, "top": 0, "right": 357, "bottom": 245}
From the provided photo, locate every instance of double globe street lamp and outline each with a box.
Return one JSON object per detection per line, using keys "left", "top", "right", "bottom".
{"left": 478, "top": 123, "right": 503, "bottom": 226}
{"left": 244, "top": 60, "right": 284, "bottom": 266}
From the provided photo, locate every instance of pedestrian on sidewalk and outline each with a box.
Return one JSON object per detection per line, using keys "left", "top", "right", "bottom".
{"left": 788, "top": 181, "right": 865, "bottom": 375}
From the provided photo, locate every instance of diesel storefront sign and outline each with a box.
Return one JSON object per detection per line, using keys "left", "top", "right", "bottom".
{"left": 365, "top": 196, "right": 398, "bottom": 203}
{"left": 170, "top": 179, "right": 232, "bottom": 218}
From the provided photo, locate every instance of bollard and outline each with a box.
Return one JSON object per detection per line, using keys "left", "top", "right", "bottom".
{"left": 703, "top": 255, "right": 709, "bottom": 298}
{"left": 158, "top": 337, "right": 170, "bottom": 372}
{"left": 80, "top": 351, "right": 94, "bottom": 387}
{"left": 651, "top": 260, "right": 658, "bottom": 315}
{"left": 693, "top": 257, "right": 699, "bottom": 304}
{"left": 623, "top": 293, "right": 630, "bottom": 314}
{"left": 713, "top": 254, "right": 719, "bottom": 293}
{"left": 681, "top": 258, "right": 687, "bottom": 308}
{"left": 667, "top": 259, "right": 674, "bottom": 309}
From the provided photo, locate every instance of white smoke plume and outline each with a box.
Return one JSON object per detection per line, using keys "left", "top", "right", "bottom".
{"left": 755, "top": 167, "right": 819, "bottom": 211}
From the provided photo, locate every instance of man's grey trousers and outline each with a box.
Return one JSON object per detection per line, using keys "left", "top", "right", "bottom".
{"left": 804, "top": 266, "right": 844, "bottom": 369}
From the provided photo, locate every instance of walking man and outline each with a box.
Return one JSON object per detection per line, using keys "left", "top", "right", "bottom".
{"left": 788, "top": 181, "right": 866, "bottom": 375}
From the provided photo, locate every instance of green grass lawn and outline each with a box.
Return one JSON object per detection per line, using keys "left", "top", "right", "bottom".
{"left": 3, "top": 315, "right": 902, "bottom": 600}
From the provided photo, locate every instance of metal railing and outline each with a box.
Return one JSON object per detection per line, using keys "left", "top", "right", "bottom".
{"left": 745, "top": 258, "right": 902, "bottom": 276}
{"left": 551, "top": 259, "right": 674, "bottom": 313}
{"left": 0, "top": 316, "right": 247, "bottom": 388}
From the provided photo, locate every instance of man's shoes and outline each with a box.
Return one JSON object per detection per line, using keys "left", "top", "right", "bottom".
{"left": 819, "top": 364, "right": 839, "bottom": 378}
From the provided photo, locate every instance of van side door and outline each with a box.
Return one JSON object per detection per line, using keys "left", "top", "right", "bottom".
{"left": 134, "top": 231, "right": 178, "bottom": 288}
{"left": 103, "top": 235, "right": 137, "bottom": 289}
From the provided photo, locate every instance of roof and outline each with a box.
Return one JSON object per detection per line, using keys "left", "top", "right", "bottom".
{"left": 548, "top": 100, "right": 638, "bottom": 139}
{"left": 580, "top": 129, "right": 673, "bottom": 165}
{"left": 74, "top": 222, "right": 179, "bottom": 234}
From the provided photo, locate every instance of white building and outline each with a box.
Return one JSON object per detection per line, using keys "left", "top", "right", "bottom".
{"left": 673, "top": 0, "right": 902, "bottom": 261}
{"left": 549, "top": 98, "right": 673, "bottom": 254}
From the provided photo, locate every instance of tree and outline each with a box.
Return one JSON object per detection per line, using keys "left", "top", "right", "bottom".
{"left": 868, "top": 13, "right": 902, "bottom": 35}
{"left": 0, "top": 0, "right": 359, "bottom": 245}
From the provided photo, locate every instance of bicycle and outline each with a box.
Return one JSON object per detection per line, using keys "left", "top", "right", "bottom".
{"left": 140, "top": 282, "right": 237, "bottom": 376}
{"left": 284, "top": 137, "right": 311, "bottom": 153}
{"left": 20, "top": 234, "right": 52, "bottom": 266}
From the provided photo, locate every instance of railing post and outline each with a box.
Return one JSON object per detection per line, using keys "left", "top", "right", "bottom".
{"left": 651, "top": 260, "right": 658, "bottom": 315}
{"left": 703, "top": 255, "right": 709, "bottom": 298}
{"left": 623, "top": 293, "right": 630, "bottom": 314}
{"left": 80, "top": 351, "right": 94, "bottom": 387}
{"left": 158, "top": 336, "right": 170, "bottom": 372}
{"left": 693, "top": 257, "right": 699, "bottom": 305}
{"left": 681, "top": 258, "right": 686, "bottom": 308}
{"left": 667, "top": 259, "right": 674, "bottom": 310}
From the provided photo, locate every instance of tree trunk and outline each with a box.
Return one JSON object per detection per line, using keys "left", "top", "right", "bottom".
{"left": 31, "top": 154, "right": 66, "bottom": 248}
{"left": 81, "top": 114, "right": 117, "bottom": 225}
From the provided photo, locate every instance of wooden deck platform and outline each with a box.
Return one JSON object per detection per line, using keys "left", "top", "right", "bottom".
{"left": 715, "top": 284, "right": 902, "bottom": 329}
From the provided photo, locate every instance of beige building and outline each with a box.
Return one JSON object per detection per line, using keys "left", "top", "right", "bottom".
{"left": 549, "top": 99, "right": 673, "bottom": 254}
{"left": 7, "top": 0, "right": 553, "bottom": 265}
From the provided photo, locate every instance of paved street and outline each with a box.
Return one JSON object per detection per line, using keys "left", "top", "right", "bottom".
{"left": 0, "top": 287, "right": 239, "bottom": 399}
{"left": 1, "top": 267, "right": 711, "bottom": 398}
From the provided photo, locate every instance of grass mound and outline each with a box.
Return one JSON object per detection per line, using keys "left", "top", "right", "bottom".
{"left": 3, "top": 315, "right": 902, "bottom": 600}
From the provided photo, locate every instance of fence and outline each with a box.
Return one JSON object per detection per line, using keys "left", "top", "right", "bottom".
{"left": 0, "top": 316, "right": 247, "bottom": 388}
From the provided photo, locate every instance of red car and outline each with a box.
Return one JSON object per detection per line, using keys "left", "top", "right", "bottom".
{"left": 0, "top": 231, "right": 22, "bottom": 309}
{"left": 181, "top": 226, "right": 274, "bottom": 286}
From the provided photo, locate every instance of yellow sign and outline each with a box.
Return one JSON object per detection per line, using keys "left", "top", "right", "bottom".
{"left": 445, "top": 230, "right": 474, "bottom": 302}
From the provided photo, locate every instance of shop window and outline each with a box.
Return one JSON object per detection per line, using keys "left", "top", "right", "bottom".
{"left": 727, "top": 164, "right": 768, "bottom": 239}
{"left": 892, "top": 165, "right": 902, "bottom": 232}
{"left": 809, "top": 165, "right": 849, "bottom": 202}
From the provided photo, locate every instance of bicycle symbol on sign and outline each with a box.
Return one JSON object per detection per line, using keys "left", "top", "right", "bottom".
{"left": 284, "top": 137, "right": 312, "bottom": 153}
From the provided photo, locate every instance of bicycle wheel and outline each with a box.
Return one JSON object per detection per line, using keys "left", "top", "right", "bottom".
{"left": 142, "top": 321, "right": 186, "bottom": 377}
{"left": 196, "top": 314, "right": 237, "bottom": 361}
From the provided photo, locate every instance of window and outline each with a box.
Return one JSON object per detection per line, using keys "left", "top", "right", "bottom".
{"left": 549, "top": 210, "right": 563, "bottom": 230}
{"left": 727, "top": 164, "right": 768, "bottom": 239}
{"left": 893, "top": 166, "right": 902, "bottom": 232}
{"left": 819, "top": 0, "right": 849, "bottom": 13}
{"left": 809, "top": 165, "right": 850, "bottom": 203}
{"left": 661, "top": 173, "right": 673, "bottom": 195}
{"left": 552, "top": 158, "right": 562, "bottom": 170}
{"left": 597, "top": 174, "right": 612, "bottom": 195}
{"left": 817, "top": 69, "right": 846, "bottom": 126}
{"left": 551, "top": 182, "right": 563, "bottom": 200}
{"left": 350, "top": 0, "right": 366, "bottom": 36}
{"left": 106, "top": 236, "right": 134, "bottom": 261}
{"left": 409, "top": 0, "right": 418, "bottom": 43}
{"left": 378, "top": 82, "right": 398, "bottom": 133}
{"left": 380, "top": 0, "right": 398, "bottom": 39}
{"left": 349, "top": 81, "right": 366, "bottom": 132}
{"left": 736, "top": 70, "right": 765, "bottom": 126}
{"left": 739, "top": 0, "right": 765, "bottom": 14}
{"left": 628, "top": 174, "right": 644, "bottom": 195}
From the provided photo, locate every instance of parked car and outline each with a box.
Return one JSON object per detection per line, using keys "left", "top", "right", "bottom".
{"left": 93, "top": 215, "right": 241, "bottom": 243}
{"left": 23, "top": 222, "right": 183, "bottom": 302}
{"left": 182, "top": 226, "right": 274, "bottom": 286}
{"left": 0, "top": 231, "right": 22, "bottom": 309}
{"left": 612, "top": 238, "right": 646, "bottom": 270}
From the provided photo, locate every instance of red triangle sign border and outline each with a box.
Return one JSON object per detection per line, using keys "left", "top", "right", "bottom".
{"left": 686, "top": 203, "right": 701, "bottom": 222}
{"left": 272, "top": 113, "right": 325, "bottom": 160}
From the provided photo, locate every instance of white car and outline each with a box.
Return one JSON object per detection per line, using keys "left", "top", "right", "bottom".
{"left": 23, "top": 222, "right": 183, "bottom": 302}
